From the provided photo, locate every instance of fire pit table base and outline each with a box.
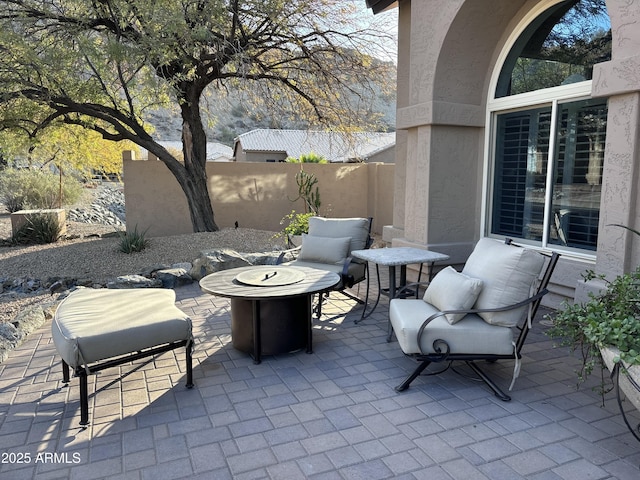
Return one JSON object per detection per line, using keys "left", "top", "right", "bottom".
{"left": 231, "top": 297, "right": 312, "bottom": 359}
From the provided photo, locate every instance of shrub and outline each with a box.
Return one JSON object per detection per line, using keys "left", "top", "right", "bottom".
{"left": 280, "top": 210, "right": 316, "bottom": 237}
{"left": 117, "top": 226, "right": 150, "bottom": 253}
{"left": 12, "top": 213, "right": 63, "bottom": 245}
{"left": 0, "top": 168, "right": 84, "bottom": 212}
{"left": 285, "top": 152, "right": 328, "bottom": 164}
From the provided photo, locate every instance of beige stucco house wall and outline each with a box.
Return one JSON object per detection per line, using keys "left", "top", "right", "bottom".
{"left": 376, "top": 0, "right": 640, "bottom": 305}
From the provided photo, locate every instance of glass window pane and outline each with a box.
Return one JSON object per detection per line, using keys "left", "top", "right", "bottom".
{"left": 496, "top": 0, "right": 610, "bottom": 98}
{"left": 549, "top": 99, "right": 607, "bottom": 250}
{"left": 492, "top": 107, "right": 552, "bottom": 242}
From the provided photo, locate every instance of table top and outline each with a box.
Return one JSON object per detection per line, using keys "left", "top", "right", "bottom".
{"left": 199, "top": 265, "right": 340, "bottom": 300}
{"left": 351, "top": 247, "right": 450, "bottom": 266}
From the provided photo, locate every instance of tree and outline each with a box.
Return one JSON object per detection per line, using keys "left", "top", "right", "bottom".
{"left": 0, "top": 125, "right": 135, "bottom": 179}
{"left": 0, "top": 0, "right": 395, "bottom": 232}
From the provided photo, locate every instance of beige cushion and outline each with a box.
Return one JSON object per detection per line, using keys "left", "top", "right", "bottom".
{"left": 462, "top": 238, "right": 545, "bottom": 327}
{"left": 423, "top": 266, "right": 483, "bottom": 324}
{"left": 285, "top": 259, "right": 366, "bottom": 285}
{"left": 390, "top": 298, "right": 514, "bottom": 355}
{"left": 307, "top": 217, "right": 370, "bottom": 256}
{"left": 52, "top": 288, "right": 192, "bottom": 369}
{"left": 297, "top": 234, "right": 351, "bottom": 265}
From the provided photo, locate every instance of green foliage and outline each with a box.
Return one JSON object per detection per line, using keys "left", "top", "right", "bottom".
{"left": 547, "top": 268, "right": 640, "bottom": 391}
{"left": 286, "top": 152, "right": 328, "bottom": 164}
{"left": 288, "top": 170, "right": 321, "bottom": 215}
{"left": 117, "top": 226, "right": 150, "bottom": 254}
{"left": 11, "top": 213, "right": 63, "bottom": 245}
{"left": 0, "top": 168, "right": 83, "bottom": 212}
{"left": 279, "top": 210, "right": 316, "bottom": 237}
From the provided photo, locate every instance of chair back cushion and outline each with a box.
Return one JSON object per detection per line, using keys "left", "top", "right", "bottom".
{"left": 423, "top": 266, "right": 483, "bottom": 324}
{"left": 297, "top": 234, "right": 351, "bottom": 265}
{"left": 308, "top": 217, "right": 370, "bottom": 255}
{"left": 461, "top": 238, "right": 545, "bottom": 327}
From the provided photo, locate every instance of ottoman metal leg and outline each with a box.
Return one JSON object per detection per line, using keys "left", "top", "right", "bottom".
{"left": 62, "top": 360, "right": 70, "bottom": 384}
{"left": 78, "top": 370, "right": 89, "bottom": 426}
{"left": 186, "top": 343, "right": 194, "bottom": 389}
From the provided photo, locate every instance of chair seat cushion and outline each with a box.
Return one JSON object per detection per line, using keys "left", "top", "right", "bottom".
{"left": 52, "top": 288, "right": 192, "bottom": 369}
{"left": 390, "top": 298, "right": 514, "bottom": 356}
{"left": 423, "top": 266, "right": 483, "bottom": 324}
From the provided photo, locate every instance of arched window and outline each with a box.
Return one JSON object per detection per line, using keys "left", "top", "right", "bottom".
{"left": 486, "top": 0, "right": 610, "bottom": 254}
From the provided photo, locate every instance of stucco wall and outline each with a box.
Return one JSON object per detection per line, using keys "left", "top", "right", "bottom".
{"left": 123, "top": 156, "right": 394, "bottom": 237}
{"left": 387, "top": 0, "right": 640, "bottom": 305}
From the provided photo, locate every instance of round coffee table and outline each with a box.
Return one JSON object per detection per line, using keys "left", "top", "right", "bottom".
{"left": 199, "top": 265, "right": 340, "bottom": 363}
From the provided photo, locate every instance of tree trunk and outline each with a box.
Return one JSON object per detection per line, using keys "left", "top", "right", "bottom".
{"left": 169, "top": 86, "right": 219, "bottom": 232}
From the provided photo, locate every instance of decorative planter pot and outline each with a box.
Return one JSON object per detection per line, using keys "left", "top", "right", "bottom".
{"left": 600, "top": 346, "right": 640, "bottom": 412}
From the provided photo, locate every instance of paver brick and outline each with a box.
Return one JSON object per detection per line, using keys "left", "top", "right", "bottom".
{"left": 1, "top": 284, "right": 639, "bottom": 480}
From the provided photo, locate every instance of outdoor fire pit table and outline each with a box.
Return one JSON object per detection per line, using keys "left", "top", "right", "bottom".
{"left": 199, "top": 265, "right": 340, "bottom": 363}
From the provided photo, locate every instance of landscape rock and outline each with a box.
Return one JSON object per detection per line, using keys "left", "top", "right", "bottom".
{"left": 156, "top": 268, "right": 193, "bottom": 288}
{"left": 107, "top": 275, "right": 163, "bottom": 289}
{"left": 139, "top": 263, "right": 173, "bottom": 278}
{"left": 189, "top": 249, "right": 253, "bottom": 280}
{"left": 67, "top": 185, "right": 126, "bottom": 227}
{"left": 188, "top": 248, "right": 294, "bottom": 280}
{"left": 0, "top": 304, "right": 51, "bottom": 363}
{"left": 12, "top": 305, "right": 47, "bottom": 338}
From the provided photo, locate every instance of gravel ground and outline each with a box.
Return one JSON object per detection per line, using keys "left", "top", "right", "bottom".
{"left": 0, "top": 205, "right": 287, "bottom": 324}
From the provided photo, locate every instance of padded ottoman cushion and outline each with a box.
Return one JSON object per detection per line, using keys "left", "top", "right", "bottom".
{"left": 390, "top": 298, "right": 514, "bottom": 356}
{"left": 52, "top": 288, "right": 192, "bottom": 369}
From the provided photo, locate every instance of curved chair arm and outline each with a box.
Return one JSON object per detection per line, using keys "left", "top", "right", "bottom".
{"left": 416, "top": 288, "right": 549, "bottom": 355}
{"left": 340, "top": 256, "right": 354, "bottom": 286}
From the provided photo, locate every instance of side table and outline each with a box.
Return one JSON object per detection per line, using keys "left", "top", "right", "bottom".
{"left": 351, "top": 247, "right": 449, "bottom": 340}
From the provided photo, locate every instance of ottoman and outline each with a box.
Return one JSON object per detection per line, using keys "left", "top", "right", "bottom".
{"left": 51, "top": 288, "right": 194, "bottom": 425}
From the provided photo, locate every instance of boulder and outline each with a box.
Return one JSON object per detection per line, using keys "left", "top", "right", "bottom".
{"left": 156, "top": 268, "right": 193, "bottom": 288}
{"left": 12, "top": 305, "right": 47, "bottom": 338}
{"left": 189, "top": 249, "right": 253, "bottom": 280}
{"left": 189, "top": 249, "right": 296, "bottom": 280}
{"left": 107, "top": 275, "right": 162, "bottom": 289}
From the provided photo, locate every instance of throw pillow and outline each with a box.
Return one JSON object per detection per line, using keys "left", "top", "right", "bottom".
{"left": 423, "top": 266, "right": 483, "bottom": 324}
{"left": 297, "top": 234, "right": 351, "bottom": 265}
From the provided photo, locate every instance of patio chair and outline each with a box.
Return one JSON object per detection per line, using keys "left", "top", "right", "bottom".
{"left": 278, "top": 216, "right": 373, "bottom": 316}
{"left": 389, "top": 238, "right": 560, "bottom": 401}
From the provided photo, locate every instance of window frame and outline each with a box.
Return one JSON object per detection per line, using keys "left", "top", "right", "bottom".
{"left": 482, "top": 0, "right": 606, "bottom": 260}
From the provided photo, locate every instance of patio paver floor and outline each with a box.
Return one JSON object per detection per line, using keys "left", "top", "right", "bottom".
{"left": 1, "top": 277, "right": 639, "bottom": 479}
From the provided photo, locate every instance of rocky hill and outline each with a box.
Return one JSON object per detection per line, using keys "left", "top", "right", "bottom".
{"left": 148, "top": 64, "right": 397, "bottom": 145}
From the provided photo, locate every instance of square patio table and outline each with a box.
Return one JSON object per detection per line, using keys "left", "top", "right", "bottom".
{"left": 351, "top": 247, "right": 449, "bottom": 340}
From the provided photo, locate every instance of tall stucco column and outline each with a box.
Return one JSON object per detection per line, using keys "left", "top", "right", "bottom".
{"left": 575, "top": 0, "right": 640, "bottom": 299}
{"left": 388, "top": 0, "right": 498, "bottom": 265}
{"left": 383, "top": 0, "right": 411, "bottom": 243}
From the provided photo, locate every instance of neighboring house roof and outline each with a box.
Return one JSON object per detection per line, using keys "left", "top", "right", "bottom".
{"left": 365, "top": 0, "right": 397, "bottom": 14}
{"left": 233, "top": 129, "right": 395, "bottom": 162}
{"left": 144, "top": 141, "right": 234, "bottom": 162}
{"left": 364, "top": 141, "right": 395, "bottom": 161}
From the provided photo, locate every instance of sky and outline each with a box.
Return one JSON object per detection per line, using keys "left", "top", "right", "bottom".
{"left": 351, "top": 0, "right": 399, "bottom": 63}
